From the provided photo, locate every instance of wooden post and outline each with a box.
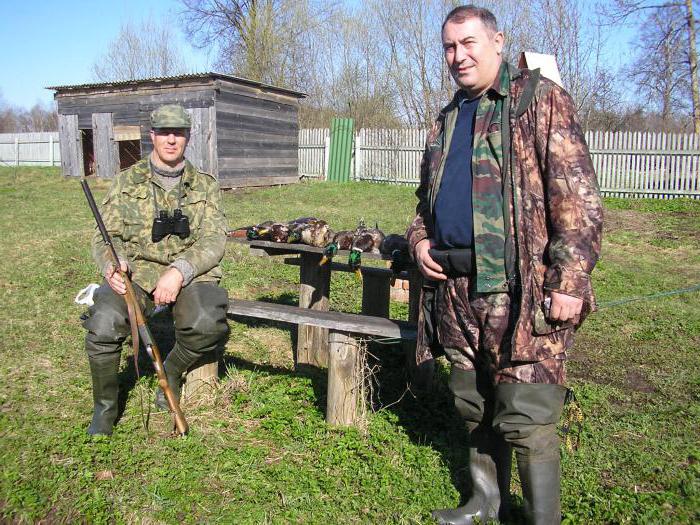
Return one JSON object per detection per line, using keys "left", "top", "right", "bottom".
{"left": 14, "top": 137, "right": 19, "bottom": 166}
{"left": 183, "top": 353, "right": 219, "bottom": 402}
{"left": 326, "top": 330, "right": 359, "bottom": 426}
{"left": 297, "top": 252, "right": 330, "bottom": 367}
{"left": 404, "top": 268, "right": 434, "bottom": 391}
{"left": 361, "top": 272, "right": 390, "bottom": 318}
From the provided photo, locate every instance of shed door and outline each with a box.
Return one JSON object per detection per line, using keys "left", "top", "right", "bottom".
{"left": 58, "top": 114, "right": 83, "bottom": 177}
{"left": 185, "top": 107, "right": 214, "bottom": 174}
{"left": 92, "top": 113, "right": 119, "bottom": 179}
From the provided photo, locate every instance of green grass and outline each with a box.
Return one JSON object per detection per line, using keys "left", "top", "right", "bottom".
{"left": 0, "top": 167, "right": 698, "bottom": 524}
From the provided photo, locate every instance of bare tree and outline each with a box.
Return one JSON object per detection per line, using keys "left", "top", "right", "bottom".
{"left": 367, "top": 0, "right": 453, "bottom": 127}
{"left": 180, "top": 0, "right": 336, "bottom": 89}
{"left": 627, "top": 5, "right": 690, "bottom": 129}
{"left": 0, "top": 98, "right": 58, "bottom": 133}
{"left": 92, "top": 18, "right": 189, "bottom": 81}
{"left": 601, "top": 0, "right": 699, "bottom": 133}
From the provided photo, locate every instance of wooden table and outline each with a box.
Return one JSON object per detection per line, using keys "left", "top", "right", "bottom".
{"left": 228, "top": 238, "right": 423, "bottom": 369}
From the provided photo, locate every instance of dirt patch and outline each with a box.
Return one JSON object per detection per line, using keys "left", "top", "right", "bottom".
{"left": 603, "top": 209, "right": 654, "bottom": 235}
{"left": 625, "top": 369, "right": 657, "bottom": 393}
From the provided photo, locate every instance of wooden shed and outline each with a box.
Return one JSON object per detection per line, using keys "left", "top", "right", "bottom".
{"left": 48, "top": 73, "right": 306, "bottom": 188}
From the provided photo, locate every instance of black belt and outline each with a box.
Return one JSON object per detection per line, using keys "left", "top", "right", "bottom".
{"left": 428, "top": 248, "right": 473, "bottom": 277}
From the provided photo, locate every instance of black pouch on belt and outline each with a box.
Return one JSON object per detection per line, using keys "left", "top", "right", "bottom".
{"left": 428, "top": 248, "right": 473, "bottom": 277}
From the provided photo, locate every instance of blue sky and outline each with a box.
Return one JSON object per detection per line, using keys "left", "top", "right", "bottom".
{"left": 0, "top": 0, "right": 211, "bottom": 108}
{"left": 1, "top": 0, "right": 635, "bottom": 110}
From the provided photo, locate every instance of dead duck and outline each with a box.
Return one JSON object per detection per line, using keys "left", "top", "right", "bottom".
{"left": 287, "top": 219, "right": 332, "bottom": 247}
{"left": 348, "top": 225, "right": 385, "bottom": 280}
{"left": 267, "top": 223, "right": 291, "bottom": 243}
{"left": 319, "top": 230, "right": 354, "bottom": 266}
{"left": 286, "top": 217, "right": 320, "bottom": 243}
{"left": 246, "top": 220, "right": 275, "bottom": 240}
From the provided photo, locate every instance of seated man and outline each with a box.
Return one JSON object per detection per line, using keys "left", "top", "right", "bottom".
{"left": 82, "top": 103, "right": 229, "bottom": 436}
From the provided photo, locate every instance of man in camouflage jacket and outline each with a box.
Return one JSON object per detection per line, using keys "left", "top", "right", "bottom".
{"left": 82, "top": 104, "right": 229, "bottom": 436}
{"left": 406, "top": 7, "right": 602, "bottom": 525}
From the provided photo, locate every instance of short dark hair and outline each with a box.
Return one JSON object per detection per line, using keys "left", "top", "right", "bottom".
{"left": 442, "top": 5, "right": 499, "bottom": 34}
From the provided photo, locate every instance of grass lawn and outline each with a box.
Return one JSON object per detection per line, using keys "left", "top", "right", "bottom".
{"left": 0, "top": 167, "right": 698, "bottom": 524}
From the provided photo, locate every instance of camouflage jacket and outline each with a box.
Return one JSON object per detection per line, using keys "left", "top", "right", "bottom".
{"left": 407, "top": 62, "right": 603, "bottom": 363}
{"left": 91, "top": 157, "right": 228, "bottom": 292}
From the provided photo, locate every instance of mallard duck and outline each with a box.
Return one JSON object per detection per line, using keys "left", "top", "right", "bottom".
{"left": 287, "top": 219, "right": 332, "bottom": 248}
{"left": 286, "top": 217, "right": 320, "bottom": 244}
{"left": 247, "top": 220, "right": 275, "bottom": 240}
{"left": 348, "top": 225, "right": 385, "bottom": 280}
{"left": 267, "top": 223, "right": 291, "bottom": 243}
{"left": 319, "top": 230, "right": 354, "bottom": 266}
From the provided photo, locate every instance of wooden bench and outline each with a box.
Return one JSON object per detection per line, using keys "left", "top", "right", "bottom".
{"left": 227, "top": 299, "right": 417, "bottom": 427}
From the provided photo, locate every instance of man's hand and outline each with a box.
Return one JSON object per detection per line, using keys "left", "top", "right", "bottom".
{"left": 153, "top": 267, "right": 184, "bottom": 305}
{"left": 105, "top": 261, "right": 129, "bottom": 295}
{"left": 548, "top": 291, "right": 583, "bottom": 323}
{"left": 415, "top": 238, "right": 447, "bottom": 281}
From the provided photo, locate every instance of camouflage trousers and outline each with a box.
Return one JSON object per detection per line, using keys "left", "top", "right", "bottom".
{"left": 435, "top": 276, "right": 565, "bottom": 385}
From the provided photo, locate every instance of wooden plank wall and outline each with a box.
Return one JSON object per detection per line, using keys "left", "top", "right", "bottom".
{"left": 0, "top": 132, "right": 60, "bottom": 166}
{"left": 299, "top": 128, "right": 700, "bottom": 198}
{"left": 92, "top": 113, "right": 119, "bottom": 178}
{"left": 215, "top": 84, "right": 300, "bottom": 188}
{"left": 56, "top": 87, "right": 216, "bottom": 129}
{"left": 57, "top": 86, "right": 217, "bottom": 175}
{"left": 58, "top": 114, "right": 83, "bottom": 177}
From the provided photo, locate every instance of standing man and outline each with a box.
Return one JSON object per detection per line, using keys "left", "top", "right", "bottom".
{"left": 83, "top": 104, "right": 230, "bottom": 436}
{"left": 407, "top": 6, "right": 602, "bottom": 524}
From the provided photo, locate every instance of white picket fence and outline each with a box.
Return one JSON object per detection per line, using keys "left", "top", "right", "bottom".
{"left": 5, "top": 130, "right": 698, "bottom": 199}
{"left": 299, "top": 129, "right": 700, "bottom": 198}
{"left": 0, "top": 132, "right": 61, "bottom": 167}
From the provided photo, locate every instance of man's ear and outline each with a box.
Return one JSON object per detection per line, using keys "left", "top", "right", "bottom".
{"left": 494, "top": 31, "right": 505, "bottom": 55}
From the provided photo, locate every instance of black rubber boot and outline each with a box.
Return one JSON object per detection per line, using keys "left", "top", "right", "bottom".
{"left": 155, "top": 344, "right": 200, "bottom": 411}
{"left": 432, "top": 368, "right": 512, "bottom": 525}
{"left": 87, "top": 354, "right": 120, "bottom": 436}
{"left": 493, "top": 383, "right": 567, "bottom": 525}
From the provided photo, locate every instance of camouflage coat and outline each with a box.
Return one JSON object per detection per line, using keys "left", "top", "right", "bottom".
{"left": 91, "top": 157, "right": 227, "bottom": 292}
{"left": 407, "top": 62, "right": 603, "bottom": 363}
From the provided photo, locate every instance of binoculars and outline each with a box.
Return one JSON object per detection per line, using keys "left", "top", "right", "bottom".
{"left": 151, "top": 209, "right": 190, "bottom": 242}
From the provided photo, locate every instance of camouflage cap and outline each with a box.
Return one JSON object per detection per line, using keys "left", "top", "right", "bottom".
{"left": 150, "top": 104, "right": 191, "bottom": 129}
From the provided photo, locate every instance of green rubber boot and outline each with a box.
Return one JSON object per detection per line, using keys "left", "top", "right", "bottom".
{"left": 87, "top": 354, "right": 121, "bottom": 436}
{"left": 493, "top": 383, "right": 567, "bottom": 525}
{"left": 155, "top": 344, "right": 200, "bottom": 411}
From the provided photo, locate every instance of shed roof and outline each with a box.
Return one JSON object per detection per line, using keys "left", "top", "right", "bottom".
{"left": 47, "top": 72, "right": 307, "bottom": 98}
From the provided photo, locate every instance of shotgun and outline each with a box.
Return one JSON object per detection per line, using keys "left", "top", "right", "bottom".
{"left": 81, "top": 179, "right": 189, "bottom": 436}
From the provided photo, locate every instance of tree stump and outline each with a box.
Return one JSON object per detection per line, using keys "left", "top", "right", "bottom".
{"left": 183, "top": 353, "right": 218, "bottom": 401}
